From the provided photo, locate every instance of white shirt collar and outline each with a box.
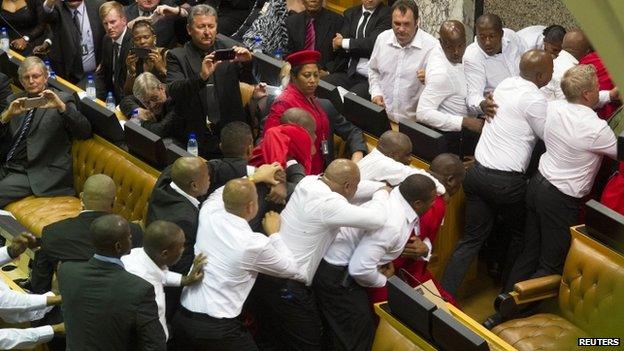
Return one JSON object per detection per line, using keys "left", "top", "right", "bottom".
{"left": 361, "top": 5, "right": 374, "bottom": 14}
{"left": 74, "top": 2, "right": 85, "bottom": 15}
{"left": 391, "top": 27, "right": 425, "bottom": 49}
{"left": 390, "top": 187, "right": 417, "bottom": 225}
{"left": 170, "top": 182, "right": 200, "bottom": 208}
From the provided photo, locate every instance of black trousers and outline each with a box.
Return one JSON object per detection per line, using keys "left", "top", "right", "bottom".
{"left": 0, "top": 165, "right": 33, "bottom": 208}
{"left": 504, "top": 172, "right": 581, "bottom": 291}
{"left": 441, "top": 162, "right": 527, "bottom": 296}
{"left": 171, "top": 307, "right": 257, "bottom": 351}
{"left": 312, "top": 260, "right": 374, "bottom": 351}
{"left": 321, "top": 72, "right": 370, "bottom": 100}
{"left": 252, "top": 274, "right": 323, "bottom": 351}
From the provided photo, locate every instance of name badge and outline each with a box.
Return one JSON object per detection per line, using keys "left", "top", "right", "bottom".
{"left": 321, "top": 139, "right": 329, "bottom": 155}
{"left": 81, "top": 44, "right": 89, "bottom": 56}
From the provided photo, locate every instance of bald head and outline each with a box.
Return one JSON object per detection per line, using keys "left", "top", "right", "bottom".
{"left": 519, "top": 49, "right": 553, "bottom": 88}
{"left": 143, "top": 220, "right": 184, "bottom": 263}
{"left": 439, "top": 20, "right": 466, "bottom": 64}
{"left": 476, "top": 13, "right": 502, "bottom": 32}
{"left": 171, "top": 156, "right": 210, "bottom": 197}
{"left": 440, "top": 20, "right": 465, "bottom": 40}
{"left": 430, "top": 153, "right": 463, "bottom": 175}
{"left": 223, "top": 178, "right": 257, "bottom": 218}
{"left": 90, "top": 214, "right": 131, "bottom": 257}
{"left": 324, "top": 159, "right": 359, "bottom": 185}
{"left": 82, "top": 174, "right": 116, "bottom": 211}
{"left": 280, "top": 107, "right": 317, "bottom": 136}
{"left": 561, "top": 29, "right": 590, "bottom": 61}
{"left": 377, "top": 131, "right": 412, "bottom": 164}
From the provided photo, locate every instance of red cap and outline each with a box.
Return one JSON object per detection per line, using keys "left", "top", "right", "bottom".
{"left": 286, "top": 50, "right": 321, "bottom": 67}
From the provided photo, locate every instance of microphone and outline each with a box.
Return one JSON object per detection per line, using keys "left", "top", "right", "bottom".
{"left": 398, "top": 267, "right": 448, "bottom": 303}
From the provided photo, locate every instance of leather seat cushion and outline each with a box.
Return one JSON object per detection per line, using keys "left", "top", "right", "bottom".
{"left": 372, "top": 319, "right": 422, "bottom": 351}
{"left": 492, "top": 313, "right": 589, "bottom": 351}
{"left": 5, "top": 196, "right": 81, "bottom": 236}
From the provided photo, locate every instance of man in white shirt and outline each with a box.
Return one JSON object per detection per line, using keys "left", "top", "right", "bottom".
{"left": 505, "top": 64, "right": 617, "bottom": 291}
{"left": 253, "top": 159, "right": 390, "bottom": 350}
{"left": 464, "top": 14, "right": 527, "bottom": 118}
{"left": 122, "top": 220, "right": 206, "bottom": 340}
{"left": 0, "top": 233, "right": 64, "bottom": 350}
{"left": 368, "top": 0, "right": 437, "bottom": 123}
{"left": 416, "top": 21, "right": 483, "bottom": 156}
{"left": 441, "top": 50, "right": 553, "bottom": 297}
{"left": 314, "top": 174, "right": 436, "bottom": 351}
{"left": 173, "top": 178, "right": 304, "bottom": 350}
{"left": 517, "top": 25, "right": 566, "bottom": 58}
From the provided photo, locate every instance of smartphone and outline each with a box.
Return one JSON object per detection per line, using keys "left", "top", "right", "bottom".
{"left": 213, "top": 48, "right": 236, "bottom": 61}
{"left": 23, "top": 96, "right": 47, "bottom": 109}
{"left": 131, "top": 47, "right": 151, "bottom": 59}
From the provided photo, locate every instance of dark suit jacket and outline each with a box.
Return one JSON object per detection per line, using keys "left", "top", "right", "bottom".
{"left": 0, "top": 91, "right": 92, "bottom": 196}
{"left": 337, "top": 4, "right": 391, "bottom": 69}
{"left": 124, "top": 0, "right": 179, "bottom": 49}
{"left": 41, "top": 0, "right": 105, "bottom": 83}
{"left": 97, "top": 30, "right": 133, "bottom": 101}
{"left": 0, "top": 73, "right": 10, "bottom": 112}
{"left": 166, "top": 40, "right": 252, "bottom": 157}
{"left": 286, "top": 9, "right": 344, "bottom": 72}
{"left": 146, "top": 166, "right": 198, "bottom": 274}
{"left": 30, "top": 211, "right": 144, "bottom": 294}
{"left": 58, "top": 257, "right": 166, "bottom": 351}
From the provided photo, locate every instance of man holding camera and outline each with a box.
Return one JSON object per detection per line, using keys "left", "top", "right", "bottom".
{"left": 0, "top": 56, "right": 92, "bottom": 208}
{"left": 97, "top": 1, "right": 132, "bottom": 101}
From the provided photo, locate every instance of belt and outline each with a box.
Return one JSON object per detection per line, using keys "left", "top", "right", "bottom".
{"left": 318, "top": 259, "right": 355, "bottom": 289}
{"left": 475, "top": 161, "right": 524, "bottom": 176}
{"left": 179, "top": 306, "right": 237, "bottom": 322}
{"left": 534, "top": 172, "right": 581, "bottom": 202}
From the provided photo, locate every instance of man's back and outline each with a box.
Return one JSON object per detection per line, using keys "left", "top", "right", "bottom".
{"left": 58, "top": 258, "right": 166, "bottom": 351}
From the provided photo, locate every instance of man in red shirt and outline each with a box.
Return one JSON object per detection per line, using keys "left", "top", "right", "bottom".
{"left": 601, "top": 161, "right": 624, "bottom": 215}
{"left": 579, "top": 51, "right": 621, "bottom": 119}
{"left": 368, "top": 153, "right": 466, "bottom": 307}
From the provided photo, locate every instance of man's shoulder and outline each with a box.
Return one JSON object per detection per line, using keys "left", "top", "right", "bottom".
{"left": 322, "top": 8, "right": 343, "bottom": 21}
{"left": 42, "top": 214, "right": 88, "bottom": 238}
{"left": 286, "top": 11, "right": 303, "bottom": 26}
{"left": 463, "top": 42, "right": 483, "bottom": 62}
{"left": 375, "top": 29, "right": 393, "bottom": 44}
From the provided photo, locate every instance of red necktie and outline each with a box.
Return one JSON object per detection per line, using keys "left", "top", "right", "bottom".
{"left": 304, "top": 18, "right": 316, "bottom": 50}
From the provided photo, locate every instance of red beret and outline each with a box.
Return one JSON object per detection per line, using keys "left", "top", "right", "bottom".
{"left": 286, "top": 50, "right": 321, "bottom": 67}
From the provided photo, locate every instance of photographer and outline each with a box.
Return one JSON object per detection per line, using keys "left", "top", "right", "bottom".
{"left": 123, "top": 20, "right": 167, "bottom": 95}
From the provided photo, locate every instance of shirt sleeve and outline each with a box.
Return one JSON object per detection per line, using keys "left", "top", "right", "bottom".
{"left": 0, "top": 325, "right": 54, "bottom": 350}
{"left": 164, "top": 271, "right": 183, "bottom": 287}
{"left": 0, "top": 247, "right": 12, "bottom": 266}
{"left": 524, "top": 97, "right": 548, "bottom": 140}
{"left": 348, "top": 232, "right": 393, "bottom": 288}
{"left": 248, "top": 234, "right": 304, "bottom": 281}
{"left": 416, "top": 70, "right": 464, "bottom": 132}
{"left": 379, "top": 160, "right": 446, "bottom": 195}
{"left": 588, "top": 122, "right": 617, "bottom": 159}
{"left": 420, "top": 238, "right": 432, "bottom": 262}
{"left": 596, "top": 90, "right": 611, "bottom": 108}
{"left": 342, "top": 39, "right": 350, "bottom": 50}
{"left": 0, "top": 281, "right": 50, "bottom": 324}
{"left": 352, "top": 180, "right": 386, "bottom": 203}
{"left": 367, "top": 35, "right": 384, "bottom": 98}
{"left": 464, "top": 54, "right": 487, "bottom": 114}
{"left": 322, "top": 190, "right": 389, "bottom": 230}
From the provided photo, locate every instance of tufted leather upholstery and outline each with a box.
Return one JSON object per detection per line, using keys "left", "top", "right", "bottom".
{"left": 5, "top": 138, "right": 158, "bottom": 236}
{"left": 372, "top": 320, "right": 422, "bottom": 351}
{"left": 493, "top": 229, "right": 624, "bottom": 351}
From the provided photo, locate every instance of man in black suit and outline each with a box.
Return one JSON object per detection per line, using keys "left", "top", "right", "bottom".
{"left": 124, "top": 0, "right": 183, "bottom": 48}
{"left": 166, "top": 4, "right": 257, "bottom": 158}
{"left": 30, "top": 174, "right": 144, "bottom": 294}
{"left": 41, "top": 0, "right": 105, "bottom": 86}
{"left": 97, "top": 1, "right": 132, "bottom": 101}
{"left": 0, "top": 73, "right": 10, "bottom": 112}
{"left": 58, "top": 214, "right": 166, "bottom": 351}
{"left": 322, "top": 0, "right": 390, "bottom": 98}
{"left": 286, "top": 0, "right": 344, "bottom": 74}
{"left": 0, "top": 57, "right": 92, "bottom": 208}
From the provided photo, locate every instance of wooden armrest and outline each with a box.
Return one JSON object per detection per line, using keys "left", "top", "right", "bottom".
{"left": 513, "top": 274, "right": 561, "bottom": 300}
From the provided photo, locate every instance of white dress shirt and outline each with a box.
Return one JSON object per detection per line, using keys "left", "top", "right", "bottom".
{"left": 181, "top": 202, "right": 303, "bottom": 318}
{"left": 357, "top": 148, "right": 446, "bottom": 194}
{"left": 416, "top": 46, "right": 472, "bottom": 132}
{"left": 279, "top": 176, "right": 390, "bottom": 285}
{"left": 0, "top": 247, "right": 55, "bottom": 349}
{"left": 464, "top": 28, "right": 527, "bottom": 114}
{"left": 122, "top": 248, "right": 182, "bottom": 339}
{"left": 517, "top": 25, "right": 546, "bottom": 50}
{"left": 541, "top": 49, "right": 577, "bottom": 101}
{"left": 539, "top": 100, "right": 617, "bottom": 198}
{"left": 369, "top": 28, "right": 438, "bottom": 123}
{"left": 342, "top": 6, "right": 375, "bottom": 77}
{"left": 170, "top": 182, "right": 200, "bottom": 208}
{"left": 475, "top": 76, "right": 547, "bottom": 172}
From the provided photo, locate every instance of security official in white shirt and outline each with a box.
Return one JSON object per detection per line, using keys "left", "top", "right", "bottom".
{"left": 464, "top": 14, "right": 527, "bottom": 118}
{"left": 368, "top": 0, "right": 437, "bottom": 123}
{"left": 505, "top": 64, "right": 617, "bottom": 291}
{"left": 416, "top": 21, "right": 484, "bottom": 156}
{"left": 253, "top": 159, "right": 390, "bottom": 350}
{"left": 516, "top": 24, "right": 565, "bottom": 57}
{"left": 0, "top": 233, "right": 64, "bottom": 350}
{"left": 122, "top": 221, "right": 206, "bottom": 340}
{"left": 173, "top": 178, "right": 304, "bottom": 351}
{"left": 441, "top": 50, "right": 554, "bottom": 297}
{"left": 315, "top": 174, "right": 436, "bottom": 351}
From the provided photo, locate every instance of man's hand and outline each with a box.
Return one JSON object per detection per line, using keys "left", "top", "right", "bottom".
{"left": 10, "top": 38, "right": 28, "bottom": 51}
{"left": 146, "top": 50, "right": 166, "bottom": 75}
{"left": 154, "top": 4, "right": 182, "bottom": 17}
{"left": 43, "top": 0, "right": 59, "bottom": 8}
{"left": 7, "top": 232, "right": 38, "bottom": 259}
{"left": 462, "top": 117, "right": 484, "bottom": 133}
{"left": 266, "top": 183, "right": 287, "bottom": 205}
{"left": 253, "top": 83, "right": 268, "bottom": 100}
{"left": 51, "top": 323, "right": 65, "bottom": 335}
{"left": 332, "top": 33, "right": 343, "bottom": 51}
{"left": 417, "top": 68, "right": 426, "bottom": 84}
{"left": 371, "top": 95, "right": 385, "bottom": 107}
{"left": 479, "top": 93, "right": 498, "bottom": 121}
{"left": 401, "top": 236, "right": 429, "bottom": 259}
{"left": 232, "top": 46, "right": 252, "bottom": 63}
{"left": 33, "top": 41, "right": 51, "bottom": 56}
{"left": 378, "top": 262, "right": 394, "bottom": 278}
{"left": 319, "top": 69, "right": 329, "bottom": 78}
{"left": 127, "top": 16, "right": 152, "bottom": 29}
{"left": 351, "top": 151, "right": 364, "bottom": 163}
{"left": 262, "top": 211, "right": 281, "bottom": 235}
{"left": 1, "top": 98, "right": 28, "bottom": 123}
{"left": 181, "top": 253, "right": 207, "bottom": 286}
{"left": 251, "top": 162, "right": 283, "bottom": 185}
{"left": 610, "top": 86, "right": 620, "bottom": 101}
{"left": 46, "top": 295, "right": 62, "bottom": 306}
{"left": 200, "top": 53, "right": 219, "bottom": 81}
{"left": 39, "top": 90, "right": 66, "bottom": 112}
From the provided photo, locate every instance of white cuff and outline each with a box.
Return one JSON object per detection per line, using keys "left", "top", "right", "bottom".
{"left": 342, "top": 39, "right": 350, "bottom": 50}
{"left": 286, "top": 159, "right": 299, "bottom": 167}
{"left": 164, "top": 271, "right": 183, "bottom": 287}
{"left": 597, "top": 90, "right": 611, "bottom": 108}
{"left": 420, "top": 237, "right": 432, "bottom": 262}
{"left": 0, "top": 246, "right": 12, "bottom": 266}
{"left": 35, "top": 325, "right": 55, "bottom": 343}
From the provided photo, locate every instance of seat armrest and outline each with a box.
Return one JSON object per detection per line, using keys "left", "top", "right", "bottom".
{"left": 513, "top": 274, "right": 561, "bottom": 300}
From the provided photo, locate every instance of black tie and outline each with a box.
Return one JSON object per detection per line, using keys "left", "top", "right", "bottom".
{"left": 348, "top": 11, "right": 371, "bottom": 78}
{"left": 204, "top": 75, "right": 221, "bottom": 129}
{"left": 112, "top": 42, "right": 120, "bottom": 78}
{"left": 142, "top": 10, "right": 153, "bottom": 17}
{"left": 6, "top": 109, "right": 35, "bottom": 163}
{"left": 72, "top": 10, "right": 82, "bottom": 38}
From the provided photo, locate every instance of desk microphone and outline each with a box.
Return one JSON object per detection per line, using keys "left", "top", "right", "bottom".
{"left": 399, "top": 268, "right": 448, "bottom": 303}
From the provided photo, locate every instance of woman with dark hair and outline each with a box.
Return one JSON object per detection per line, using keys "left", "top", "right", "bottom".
{"left": 263, "top": 50, "right": 366, "bottom": 174}
{"left": 0, "top": 0, "right": 46, "bottom": 54}
{"left": 123, "top": 20, "right": 167, "bottom": 95}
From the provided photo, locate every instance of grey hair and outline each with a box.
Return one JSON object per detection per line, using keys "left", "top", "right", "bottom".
{"left": 561, "top": 64, "right": 597, "bottom": 102}
{"left": 133, "top": 72, "right": 162, "bottom": 103}
{"left": 18, "top": 56, "right": 48, "bottom": 79}
{"left": 187, "top": 4, "right": 217, "bottom": 27}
